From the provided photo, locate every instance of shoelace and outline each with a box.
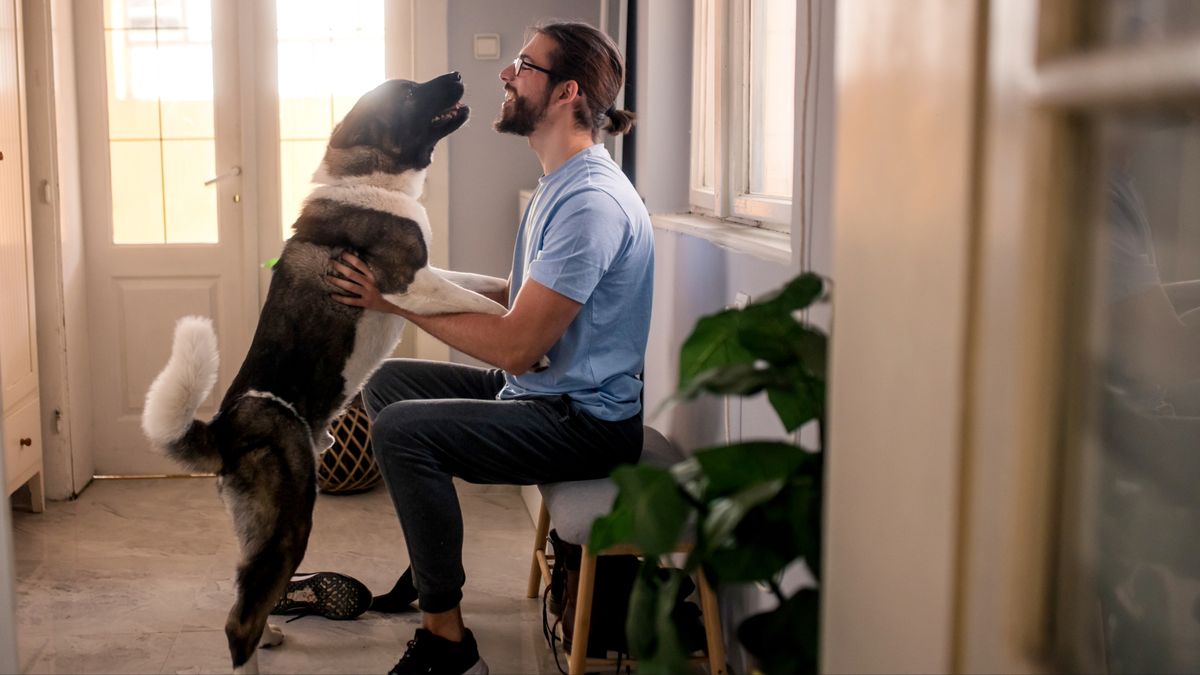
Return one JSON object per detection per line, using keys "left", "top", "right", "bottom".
{"left": 394, "top": 638, "right": 423, "bottom": 669}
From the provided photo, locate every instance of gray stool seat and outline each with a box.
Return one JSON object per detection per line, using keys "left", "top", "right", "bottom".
{"left": 538, "top": 426, "right": 684, "bottom": 545}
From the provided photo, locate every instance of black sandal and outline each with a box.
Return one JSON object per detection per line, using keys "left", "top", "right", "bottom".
{"left": 271, "top": 571, "right": 372, "bottom": 621}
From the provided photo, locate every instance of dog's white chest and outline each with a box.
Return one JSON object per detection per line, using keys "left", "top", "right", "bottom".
{"left": 341, "top": 312, "right": 407, "bottom": 401}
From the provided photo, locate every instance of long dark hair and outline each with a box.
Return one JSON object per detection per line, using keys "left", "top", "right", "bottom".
{"left": 533, "top": 21, "right": 636, "bottom": 137}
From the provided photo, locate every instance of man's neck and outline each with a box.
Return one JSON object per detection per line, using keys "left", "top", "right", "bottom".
{"left": 528, "top": 123, "right": 596, "bottom": 176}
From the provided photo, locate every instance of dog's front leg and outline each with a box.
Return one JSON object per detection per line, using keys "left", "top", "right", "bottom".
{"left": 429, "top": 267, "right": 508, "bottom": 295}
{"left": 386, "top": 268, "right": 508, "bottom": 316}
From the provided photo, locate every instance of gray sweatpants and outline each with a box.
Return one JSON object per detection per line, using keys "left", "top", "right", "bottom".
{"left": 362, "top": 358, "right": 643, "bottom": 613}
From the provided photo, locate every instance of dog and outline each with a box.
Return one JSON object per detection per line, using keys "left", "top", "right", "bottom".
{"left": 141, "top": 73, "right": 512, "bottom": 674}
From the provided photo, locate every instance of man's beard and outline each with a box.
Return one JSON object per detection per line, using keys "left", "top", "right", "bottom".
{"left": 493, "top": 86, "right": 550, "bottom": 136}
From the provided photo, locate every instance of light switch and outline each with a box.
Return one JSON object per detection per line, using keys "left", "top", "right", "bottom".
{"left": 474, "top": 33, "right": 501, "bottom": 60}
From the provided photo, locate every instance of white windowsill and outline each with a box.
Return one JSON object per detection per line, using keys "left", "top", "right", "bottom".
{"left": 651, "top": 212, "right": 792, "bottom": 264}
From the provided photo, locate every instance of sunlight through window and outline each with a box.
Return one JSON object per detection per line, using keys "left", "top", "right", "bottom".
{"left": 276, "top": 0, "right": 385, "bottom": 240}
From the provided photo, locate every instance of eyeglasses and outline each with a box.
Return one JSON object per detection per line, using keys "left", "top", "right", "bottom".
{"left": 512, "top": 56, "right": 559, "bottom": 79}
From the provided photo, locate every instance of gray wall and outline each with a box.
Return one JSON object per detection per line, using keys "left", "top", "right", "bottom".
{"left": 446, "top": 0, "right": 601, "bottom": 279}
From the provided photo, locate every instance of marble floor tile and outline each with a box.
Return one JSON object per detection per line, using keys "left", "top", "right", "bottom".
{"left": 12, "top": 478, "right": 562, "bottom": 674}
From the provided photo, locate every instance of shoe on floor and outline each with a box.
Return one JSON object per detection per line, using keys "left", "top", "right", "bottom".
{"left": 271, "top": 571, "right": 371, "bottom": 620}
{"left": 389, "top": 628, "right": 489, "bottom": 675}
{"left": 371, "top": 567, "right": 419, "bottom": 613}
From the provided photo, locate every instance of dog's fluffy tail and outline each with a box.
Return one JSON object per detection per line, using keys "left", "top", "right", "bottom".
{"left": 142, "top": 316, "right": 222, "bottom": 472}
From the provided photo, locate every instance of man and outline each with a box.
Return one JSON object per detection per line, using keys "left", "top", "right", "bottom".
{"left": 326, "top": 21, "right": 652, "bottom": 675}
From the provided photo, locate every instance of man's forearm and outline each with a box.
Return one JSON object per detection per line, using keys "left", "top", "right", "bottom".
{"left": 400, "top": 309, "right": 534, "bottom": 373}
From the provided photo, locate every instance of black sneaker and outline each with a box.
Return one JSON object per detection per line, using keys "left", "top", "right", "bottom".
{"left": 271, "top": 571, "right": 372, "bottom": 620}
{"left": 389, "top": 628, "right": 489, "bottom": 675}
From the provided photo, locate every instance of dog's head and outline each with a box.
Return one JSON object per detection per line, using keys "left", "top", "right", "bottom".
{"left": 323, "top": 73, "right": 469, "bottom": 176}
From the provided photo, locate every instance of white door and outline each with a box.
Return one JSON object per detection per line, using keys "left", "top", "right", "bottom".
{"left": 76, "top": 0, "right": 444, "bottom": 475}
{"left": 76, "top": 0, "right": 251, "bottom": 475}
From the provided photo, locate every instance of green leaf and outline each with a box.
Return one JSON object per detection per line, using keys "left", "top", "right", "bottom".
{"left": 704, "top": 543, "right": 795, "bottom": 584}
{"left": 693, "top": 442, "right": 820, "bottom": 496}
{"left": 678, "top": 310, "right": 755, "bottom": 387}
{"left": 625, "top": 566, "right": 692, "bottom": 675}
{"left": 625, "top": 563, "right": 659, "bottom": 659}
{"left": 794, "top": 327, "right": 828, "bottom": 379}
{"left": 736, "top": 317, "right": 812, "bottom": 366}
{"left": 738, "top": 589, "right": 820, "bottom": 675}
{"left": 588, "top": 466, "right": 691, "bottom": 557}
{"left": 754, "top": 273, "right": 825, "bottom": 315}
{"left": 676, "top": 362, "right": 792, "bottom": 400}
{"left": 702, "top": 479, "right": 787, "bottom": 554}
{"left": 766, "top": 380, "right": 824, "bottom": 432}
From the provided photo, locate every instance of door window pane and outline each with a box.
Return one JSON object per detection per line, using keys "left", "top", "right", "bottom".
{"left": 110, "top": 140, "right": 165, "bottom": 245}
{"left": 162, "top": 139, "right": 217, "bottom": 244}
{"left": 104, "top": 0, "right": 217, "bottom": 244}
{"left": 747, "top": 0, "right": 794, "bottom": 199}
{"left": 276, "top": 0, "right": 384, "bottom": 239}
{"left": 1062, "top": 107, "right": 1200, "bottom": 674}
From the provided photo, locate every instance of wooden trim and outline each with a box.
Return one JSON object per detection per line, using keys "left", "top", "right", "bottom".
{"left": 1032, "top": 39, "right": 1200, "bottom": 109}
{"left": 955, "top": 0, "right": 1088, "bottom": 672}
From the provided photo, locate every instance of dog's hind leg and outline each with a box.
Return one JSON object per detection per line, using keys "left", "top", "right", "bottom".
{"left": 226, "top": 545, "right": 298, "bottom": 673}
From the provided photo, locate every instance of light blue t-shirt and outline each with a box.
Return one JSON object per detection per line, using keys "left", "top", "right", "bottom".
{"left": 497, "top": 144, "right": 654, "bottom": 421}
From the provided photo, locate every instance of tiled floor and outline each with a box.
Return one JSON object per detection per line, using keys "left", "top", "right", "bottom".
{"left": 12, "top": 477, "right": 561, "bottom": 674}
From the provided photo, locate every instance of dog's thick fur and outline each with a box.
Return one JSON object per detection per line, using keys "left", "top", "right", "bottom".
{"left": 141, "top": 74, "right": 506, "bottom": 673}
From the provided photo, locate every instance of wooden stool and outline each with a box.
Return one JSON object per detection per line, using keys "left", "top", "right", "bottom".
{"left": 526, "top": 426, "right": 727, "bottom": 675}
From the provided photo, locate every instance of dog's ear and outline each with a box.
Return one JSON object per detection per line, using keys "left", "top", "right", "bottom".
{"left": 329, "top": 110, "right": 404, "bottom": 154}
{"left": 329, "top": 112, "right": 379, "bottom": 149}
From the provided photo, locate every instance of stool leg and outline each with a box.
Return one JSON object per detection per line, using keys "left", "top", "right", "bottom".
{"left": 698, "top": 571, "right": 727, "bottom": 675}
{"left": 569, "top": 546, "right": 598, "bottom": 675}
{"left": 527, "top": 501, "right": 551, "bottom": 598}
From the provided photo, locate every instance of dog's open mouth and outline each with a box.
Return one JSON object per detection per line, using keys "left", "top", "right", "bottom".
{"left": 432, "top": 102, "right": 467, "bottom": 125}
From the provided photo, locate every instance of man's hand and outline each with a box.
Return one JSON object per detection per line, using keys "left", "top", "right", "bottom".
{"left": 327, "top": 253, "right": 404, "bottom": 315}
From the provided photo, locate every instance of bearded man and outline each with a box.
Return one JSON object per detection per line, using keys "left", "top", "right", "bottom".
{"left": 325, "top": 20, "right": 651, "bottom": 675}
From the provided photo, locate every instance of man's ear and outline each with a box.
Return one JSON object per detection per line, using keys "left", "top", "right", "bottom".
{"left": 558, "top": 80, "right": 580, "bottom": 102}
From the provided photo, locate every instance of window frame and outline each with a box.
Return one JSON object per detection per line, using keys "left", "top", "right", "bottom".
{"left": 689, "top": 0, "right": 796, "bottom": 233}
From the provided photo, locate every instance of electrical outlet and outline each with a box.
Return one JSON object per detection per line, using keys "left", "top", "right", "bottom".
{"left": 734, "top": 292, "right": 751, "bottom": 309}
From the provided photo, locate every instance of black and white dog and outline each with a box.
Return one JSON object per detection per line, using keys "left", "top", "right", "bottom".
{"left": 142, "top": 73, "right": 510, "bottom": 673}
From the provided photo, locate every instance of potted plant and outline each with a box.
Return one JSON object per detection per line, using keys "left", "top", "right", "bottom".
{"left": 589, "top": 273, "right": 828, "bottom": 675}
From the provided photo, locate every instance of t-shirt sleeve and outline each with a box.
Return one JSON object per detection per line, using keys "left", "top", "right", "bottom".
{"left": 527, "top": 191, "right": 627, "bottom": 304}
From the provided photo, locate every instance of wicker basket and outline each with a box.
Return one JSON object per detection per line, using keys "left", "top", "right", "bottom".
{"left": 317, "top": 396, "right": 382, "bottom": 494}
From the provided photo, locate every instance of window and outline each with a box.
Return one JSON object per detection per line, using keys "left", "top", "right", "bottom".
{"left": 690, "top": 0, "right": 797, "bottom": 231}
{"left": 1043, "top": 1, "right": 1200, "bottom": 672}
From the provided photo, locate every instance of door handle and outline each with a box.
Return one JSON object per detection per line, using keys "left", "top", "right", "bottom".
{"left": 204, "top": 166, "right": 242, "bottom": 186}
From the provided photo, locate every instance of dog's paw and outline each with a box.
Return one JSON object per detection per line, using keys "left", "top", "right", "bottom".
{"left": 259, "top": 624, "right": 284, "bottom": 648}
{"left": 531, "top": 355, "right": 551, "bottom": 372}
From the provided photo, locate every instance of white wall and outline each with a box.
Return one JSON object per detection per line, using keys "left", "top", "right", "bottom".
{"left": 634, "top": 0, "right": 836, "bottom": 672}
{"left": 445, "top": 0, "right": 602, "bottom": 280}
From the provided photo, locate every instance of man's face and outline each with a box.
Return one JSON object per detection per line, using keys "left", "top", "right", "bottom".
{"left": 493, "top": 35, "right": 557, "bottom": 136}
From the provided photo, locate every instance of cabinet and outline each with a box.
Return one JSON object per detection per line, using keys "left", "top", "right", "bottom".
{"left": 1, "top": 0, "right": 43, "bottom": 511}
